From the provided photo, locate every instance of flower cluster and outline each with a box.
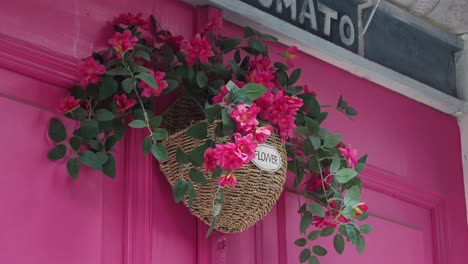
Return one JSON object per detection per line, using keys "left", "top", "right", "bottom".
{"left": 47, "top": 13, "right": 370, "bottom": 264}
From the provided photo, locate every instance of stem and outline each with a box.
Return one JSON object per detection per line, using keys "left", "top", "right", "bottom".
{"left": 316, "top": 158, "right": 331, "bottom": 210}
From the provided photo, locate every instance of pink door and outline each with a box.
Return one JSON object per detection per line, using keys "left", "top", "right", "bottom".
{"left": 0, "top": 0, "right": 467, "bottom": 264}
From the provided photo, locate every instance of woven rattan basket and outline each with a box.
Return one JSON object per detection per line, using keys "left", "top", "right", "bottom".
{"left": 159, "top": 97, "right": 287, "bottom": 233}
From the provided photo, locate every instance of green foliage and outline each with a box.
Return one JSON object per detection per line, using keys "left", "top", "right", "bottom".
{"left": 142, "top": 136, "right": 152, "bottom": 155}
{"left": 152, "top": 128, "right": 168, "bottom": 141}
{"left": 299, "top": 248, "right": 311, "bottom": 263}
{"left": 69, "top": 137, "right": 82, "bottom": 152}
{"left": 295, "top": 238, "right": 307, "bottom": 247}
{"left": 136, "top": 72, "right": 157, "bottom": 89}
{"left": 312, "top": 245, "right": 327, "bottom": 256}
{"left": 186, "top": 122, "right": 208, "bottom": 139}
{"left": 102, "top": 154, "right": 116, "bottom": 178}
{"left": 48, "top": 118, "right": 66, "bottom": 142}
{"left": 173, "top": 180, "right": 187, "bottom": 203}
{"left": 128, "top": 119, "right": 146, "bottom": 128}
{"left": 300, "top": 211, "right": 312, "bottom": 234}
{"left": 94, "top": 109, "right": 115, "bottom": 121}
{"left": 344, "top": 185, "right": 361, "bottom": 207}
{"left": 189, "top": 168, "right": 208, "bottom": 185}
{"left": 308, "top": 202, "right": 325, "bottom": 217}
{"left": 67, "top": 158, "right": 80, "bottom": 179}
{"left": 99, "top": 77, "right": 118, "bottom": 99}
{"left": 151, "top": 142, "right": 168, "bottom": 162}
{"left": 221, "top": 109, "right": 236, "bottom": 136}
{"left": 79, "top": 120, "right": 99, "bottom": 142}
{"left": 308, "top": 230, "right": 321, "bottom": 241}
{"left": 48, "top": 144, "right": 67, "bottom": 160}
{"left": 320, "top": 227, "right": 335, "bottom": 237}
{"left": 360, "top": 224, "right": 373, "bottom": 234}
{"left": 333, "top": 234, "right": 345, "bottom": 255}
{"left": 335, "top": 168, "right": 358, "bottom": 183}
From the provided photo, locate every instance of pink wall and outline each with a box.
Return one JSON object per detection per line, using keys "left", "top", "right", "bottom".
{"left": 0, "top": 0, "right": 466, "bottom": 263}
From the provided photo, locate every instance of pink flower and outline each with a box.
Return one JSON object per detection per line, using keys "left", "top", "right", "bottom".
{"left": 282, "top": 46, "right": 298, "bottom": 67}
{"left": 313, "top": 211, "right": 338, "bottom": 229}
{"left": 302, "top": 85, "right": 316, "bottom": 96}
{"left": 156, "top": 30, "right": 184, "bottom": 53}
{"left": 257, "top": 92, "right": 303, "bottom": 141}
{"left": 59, "top": 96, "right": 81, "bottom": 113}
{"left": 204, "top": 14, "right": 223, "bottom": 34}
{"left": 181, "top": 34, "right": 215, "bottom": 66}
{"left": 113, "top": 94, "right": 136, "bottom": 113}
{"left": 218, "top": 172, "right": 237, "bottom": 187}
{"left": 247, "top": 69, "right": 276, "bottom": 91}
{"left": 248, "top": 56, "right": 273, "bottom": 71}
{"left": 204, "top": 146, "right": 223, "bottom": 173}
{"left": 115, "top": 13, "right": 149, "bottom": 30}
{"left": 255, "top": 125, "right": 273, "bottom": 143}
{"left": 354, "top": 202, "right": 368, "bottom": 217}
{"left": 229, "top": 103, "right": 260, "bottom": 133}
{"left": 219, "top": 142, "right": 245, "bottom": 171}
{"left": 234, "top": 133, "right": 257, "bottom": 163}
{"left": 305, "top": 167, "right": 332, "bottom": 192}
{"left": 339, "top": 144, "right": 358, "bottom": 169}
{"left": 138, "top": 71, "right": 169, "bottom": 97}
{"left": 78, "top": 56, "right": 106, "bottom": 88}
{"left": 108, "top": 30, "right": 139, "bottom": 58}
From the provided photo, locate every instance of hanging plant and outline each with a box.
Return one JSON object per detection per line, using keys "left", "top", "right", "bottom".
{"left": 47, "top": 12, "right": 372, "bottom": 263}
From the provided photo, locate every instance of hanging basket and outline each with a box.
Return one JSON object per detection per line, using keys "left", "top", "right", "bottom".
{"left": 159, "top": 97, "right": 287, "bottom": 233}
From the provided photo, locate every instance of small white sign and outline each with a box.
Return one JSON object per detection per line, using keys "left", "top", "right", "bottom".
{"left": 252, "top": 144, "right": 282, "bottom": 172}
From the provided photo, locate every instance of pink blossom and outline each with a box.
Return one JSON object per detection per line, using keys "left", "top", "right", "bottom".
{"left": 219, "top": 142, "right": 245, "bottom": 171}
{"left": 302, "top": 85, "right": 316, "bottom": 96}
{"left": 78, "top": 56, "right": 106, "bottom": 88}
{"left": 339, "top": 144, "right": 358, "bottom": 169}
{"left": 354, "top": 202, "right": 368, "bottom": 217}
{"left": 313, "top": 211, "right": 338, "bottom": 229}
{"left": 204, "top": 146, "right": 223, "bottom": 173}
{"left": 113, "top": 94, "right": 136, "bottom": 113}
{"left": 305, "top": 167, "right": 332, "bottom": 192}
{"left": 204, "top": 14, "right": 223, "bottom": 34}
{"left": 108, "top": 30, "right": 139, "bottom": 58}
{"left": 218, "top": 172, "right": 237, "bottom": 187}
{"left": 282, "top": 46, "right": 298, "bottom": 67}
{"left": 248, "top": 56, "right": 272, "bottom": 71}
{"left": 247, "top": 69, "right": 276, "bottom": 91}
{"left": 255, "top": 125, "right": 273, "bottom": 143}
{"left": 59, "top": 96, "right": 81, "bottom": 113}
{"left": 156, "top": 30, "right": 184, "bottom": 53}
{"left": 115, "top": 13, "right": 149, "bottom": 30}
{"left": 181, "top": 34, "right": 215, "bottom": 66}
{"left": 257, "top": 92, "right": 303, "bottom": 141}
{"left": 234, "top": 133, "right": 257, "bottom": 163}
{"left": 229, "top": 103, "right": 260, "bottom": 133}
{"left": 138, "top": 71, "right": 169, "bottom": 97}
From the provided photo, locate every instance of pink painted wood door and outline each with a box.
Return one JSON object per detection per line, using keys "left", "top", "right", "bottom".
{"left": 0, "top": 0, "right": 467, "bottom": 264}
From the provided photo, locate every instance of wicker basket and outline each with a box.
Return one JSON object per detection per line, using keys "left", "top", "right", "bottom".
{"left": 159, "top": 97, "right": 287, "bottom": 233}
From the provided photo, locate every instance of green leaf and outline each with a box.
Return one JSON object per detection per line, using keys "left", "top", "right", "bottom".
{"left": 244, "top": 26, "right": 256, "bottom": 37}
{"left": 294, "top": 238, "right": 307, "bottom": 247}
{"left": 357, "top": 211, "right": 369, "bottom": 221}
{"left": 107, "top": 67, "right": 129, "bottom": 75}
{"left": 94, "top": 109, "right": 115, "bottom": 121}
{"left": 134, "top": 49, "right": 151, "bottom": 61}
{"left": 79, "top": 119, "right": 99, "bottom": 142}
{"left": 189, "top": 168, "right": 208, "bottom": 185}
{"left": 105, "top": 135, "right": 118, "bottom": 151}
{"left": 300, "top": 211, "right": 312, "bottom": 234}
{"left": 149, "top": 116, "right": 163, "bottom": 130}
{"left": 152, "top": 128, "right": 168, "bottom": 141}
{"left": 102, "top": 154, "right": 116, "bottom": 178}
{"left": 187, "top": 142, "right": 209, "bottom": 166}
{"left": 242, "top": 83, "right": 267, "bottom": 101}
{"left": 99, "top": 77, "right": 118, "bottom": 99}
{"left": 335, "top": 168, "right": 358, "bottom": 183}
{"left": 324, "top": 134, "right": 342, "bottom": 149}
{"left": 69, "top": 136, "right": 82, "bottom": 151}
{"left": 346, "top": 225, "right": 358, "bottom": 245}
{"left": 151, "top": 142, "right": 168, "bottom": 162}
{"left": 142, "top": 136, "right": 152, "bottom": 155}
{"left": 248, "top": 38, "right": 267, "bottom": 53}
{"left": 137, "top": 72, "right": 157, "bottom": 89}
{"left": 187, "top": 182, "right": 196, "bottom": 208}
{"left": 222, "top": 37, "right": 242, "bottom": 53}
{"left": 96, "top": 152, "right": 108, "bottom": 164}
{"left": 312, "top": 245, "right": 327, "bottom": 256}
{"left": 259, "top": 33, "right": 278, "bottom": 42}
{"left": 204, "top": 106, "right": 222, "bottom": 124}
{"left": 71, "top": 86, "right": 86, "bottom": 100}
{"left": 308, "top": 256, "right": 320, "bottom": 264}
{"left": 299, "top": 248, "right": 311, "bottom": 263}
{"left": 298, "top": 94, "right": 321, "bottom": 118}
{"left": 333, "top": 234, "right": 345, "bottom": 255}
{"left": 67, "top": 158, "right": 80, "bottom": 179}
{"left": 196, "top": 72, "right": 208, "bottom": 87}
{"left": 307, "top": 230, "right": 321, "bottom": 241}
{"left": 122, "top": 78, "right": 137, "bottom": 93}
{"left": 321, "top": 226, "right": 335, "bottom": 237}
{"left": 128, "top": 119, "right": 146, "bottom": 128}
{"left": 342, "top": 206, "right": 355, "bottom": 219}
{"left": 344, "top": 185, "right": 361, "bottom": 207}
{"left": 173, "top": 180, "right": 187, "bottom": 203}
{"left": 48, "top": 118, "right": 66, "bottom": 142}
{"left": 308, "top": 202, "right": 325, "bottom": 217}
{"left": 176, "top": 147, "right": 188, "bottom": 164}
{"left": 304, "top": 117, "right": 320, "bottom": 134}
{"left": 360, "top": 224, "right": 373, "bottom": 234}
{"left": 221, "top": 109, "right": 236, "bottom": 136}
{"left": 330, "top": 154, "right": 341, "bottom": 173}
{"left": 48, "top": 144, "right": 67, "bottom": 160}
{"left": 356, "top": 234, "right": 366, "bottom": 254}
{"left": 186, "top": 122, "right": 208, "bottom": 139}
{"left": 212, "top": 166, "right": 223, "bottom": 179}
{"left": 288, "top": 69, "right": 301, "bottom": 85}
{"left": 309, "top": 136, "right": 321, "bottom": 150}
{"left": 79, "top": 150, "right": 102, "bottom": 171}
